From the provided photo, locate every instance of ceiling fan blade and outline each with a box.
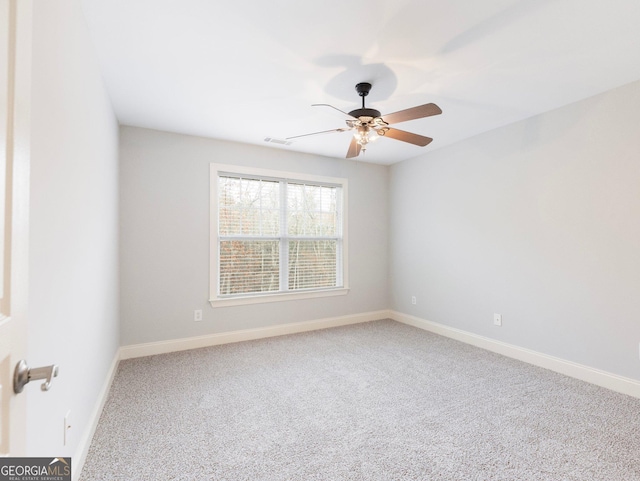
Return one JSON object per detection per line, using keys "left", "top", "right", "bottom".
{"left": 312, "top": 104, "right": 357, "bottom": 119}
{"left": 382, "top": 103, "right": 442, "bottom": 125}
{"left": 346, "top": 136, "right": 361, "bottom": 158}
{"left": 286, "top": 127, "right": 350, "bottom": 140}
{"left": 383, "top": 128, "right": 433, "bottom": 147}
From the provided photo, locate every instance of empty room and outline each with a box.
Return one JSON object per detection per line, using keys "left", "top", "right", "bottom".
{"left": 2, "top": 0, "right": 640, "bottom": 480}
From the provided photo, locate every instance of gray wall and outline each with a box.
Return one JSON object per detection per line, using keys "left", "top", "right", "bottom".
{"left": 390, "top": 80, "right": 640, "bottom": 381}
{"left": 119, "top": 126, "right": 389, "bottom": 345}
{"left": 28, "top": 0, "right": 120, "bottom": 457}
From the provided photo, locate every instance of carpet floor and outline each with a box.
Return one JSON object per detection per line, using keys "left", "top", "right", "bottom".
{"left": 80, "top": 319, "right": 640, "bottom": 480}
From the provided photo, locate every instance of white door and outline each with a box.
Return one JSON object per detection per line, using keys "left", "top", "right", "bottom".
{"left": 0, "top": 0, "right": 32, "bottom": 456}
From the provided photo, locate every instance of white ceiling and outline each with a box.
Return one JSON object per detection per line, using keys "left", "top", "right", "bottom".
{"left": 82, "top": 0, "right": 640, "bottom": 165}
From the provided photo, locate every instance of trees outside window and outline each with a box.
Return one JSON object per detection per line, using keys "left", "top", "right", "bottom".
{"left": 212, "top": 167, "right": 346, "bottom": 301}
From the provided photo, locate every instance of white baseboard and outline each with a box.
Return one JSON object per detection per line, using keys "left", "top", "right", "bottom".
{"left": 120, "top": 310, "right": 393, "bottom": 360}
{"left": 72, "top": 350, "right": 120, "bottom": 481}
{"left": 120, "top": 309, "right": 640, "bottom": 398}
{"left": 390, "top": 310, "right": 640, "bottom": 399}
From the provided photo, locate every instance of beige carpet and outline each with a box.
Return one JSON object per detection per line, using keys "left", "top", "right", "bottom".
{"left": 80, "top": 319, "right": 640, "bottom": 480}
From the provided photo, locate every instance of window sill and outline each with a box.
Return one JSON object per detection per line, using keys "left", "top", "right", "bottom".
{"left": 209, "top": 287, "right": 349, "bottom": 308}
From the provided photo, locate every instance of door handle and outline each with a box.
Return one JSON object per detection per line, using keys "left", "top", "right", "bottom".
{"left": 13, "top": 360, "right": 59, "bottom": 393}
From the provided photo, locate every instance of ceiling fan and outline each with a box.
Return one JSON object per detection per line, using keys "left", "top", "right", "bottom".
{"left": 287, "top": 82, "right": 442, "bottom": 158}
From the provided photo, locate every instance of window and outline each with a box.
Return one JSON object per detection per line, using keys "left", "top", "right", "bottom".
{"left": 210, "top": 164, "right": 348, "bottom": 307}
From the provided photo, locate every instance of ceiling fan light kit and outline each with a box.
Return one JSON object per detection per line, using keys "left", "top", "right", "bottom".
{"left": 287, "top": 82, "right": 442, "bottom": 159}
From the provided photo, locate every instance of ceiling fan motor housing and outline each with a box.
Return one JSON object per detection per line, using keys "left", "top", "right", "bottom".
{"left": 348, "top": 107, "right": 382, "bottom": 119}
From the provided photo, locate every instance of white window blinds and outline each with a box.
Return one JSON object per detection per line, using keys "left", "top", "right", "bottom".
{"left": 217, "top": 173, "right": 343, "bottom": 297}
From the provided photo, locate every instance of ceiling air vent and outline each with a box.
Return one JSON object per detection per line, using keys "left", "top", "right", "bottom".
{"left": 264, "top": 137, "right": 292, "bottom": 146}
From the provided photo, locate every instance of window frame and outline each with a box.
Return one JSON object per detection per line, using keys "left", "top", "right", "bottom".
{"left": 209, "top": 163, "right": 349, "bottom": 308}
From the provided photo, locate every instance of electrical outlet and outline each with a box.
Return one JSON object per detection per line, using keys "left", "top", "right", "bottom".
{"left": 194, "top": 310, "right": 203, "bottom": 322}
{"left": 64, "top": 410, "right": 71, "bottom": 446}
{"left": 493, "top": 313, "right": 502, "bottom": 326}
{"left": 411, "top": 296, "right": 416, "bottom": 305}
